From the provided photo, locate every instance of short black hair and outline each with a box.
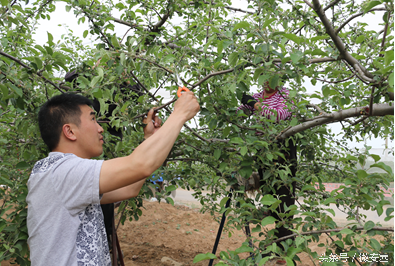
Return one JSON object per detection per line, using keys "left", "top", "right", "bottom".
{"left": 38, "top": 93, "right": 93, "bottom": 151}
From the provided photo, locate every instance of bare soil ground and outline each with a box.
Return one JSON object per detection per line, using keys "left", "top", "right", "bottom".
{"left": 103, "top": 201, "right": 324, "bottom": 266}
{"left": 1, "top": 200, "right": 391, "bottom": 266}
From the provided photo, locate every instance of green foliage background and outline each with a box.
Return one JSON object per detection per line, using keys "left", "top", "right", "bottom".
{"left": 0, "top": 0, "right": 393, "bottom": 265}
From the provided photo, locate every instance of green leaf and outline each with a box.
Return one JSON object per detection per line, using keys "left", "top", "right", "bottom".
{"left": 369, "top": 238, "right": 381, "bottom": 251}
{"left": 261, "top": 216, "right": 277, "bottom": 226}
{"left": 282, "top": 33, "right": 301, "bottom": 44}
{"left": 339, "top": 228, "right": 354, "bottom": 235}
{"left": 228, "top": 83, "right": 236, "bottom": 93}
{"left": 311, "top": 49, "right": 328, "bottom": 56}
{"left": 386, "top": 207, "right": 393, "bottom": 217}
{"left": 258, "top": 74, "right": 267, "bottom": 85}
{"left": 96, "top": 67, "right": 104, "bottom": 78}
{"left": 1, "top": 0, "right": 9, "bottom": 6}
{"left": 229, "top": 52, "right": 239, "bottom": 66}
{"left": 289, "top": 118, "right": 298, "bottom": 127}
{"left": 355, "top": 35, "right": 365, "bottom": 44}
{"left": 364, "top": 1, "right": 382, "bottom": 13}
{"left": 322, "top": 86, "right": 330, "bottom": 97}
{"left": 286, "top": 247, "right": 302, "bottom": 260}
{"left": 10, "top": 84, "right": 23, "bottom": 97}
{"left": 370, "top": 154, "right": 381, "bottom": 162}
{"left": 301, "top": 185, "right": 316, "bottom": 191}
{"left": 0, "top": 175, "right": 12, "bottom": 186}
{"left": 260, "top": 194, "right": 277, "bottom": 205}
{"left": 252, "top": 225, "right": 261, "bottom": 233}
{"left": 193, "top": 253, "right": 217, "bottom": 263}
{"left": 235, "top": 245, "right": 254, "bottom": 254}
{"left": 322, "top": 198, "right": 336, "bottom": 205}
{"left": 47, "top": 32, "right": 54, "bottom": 45}
{"left": 295, "top": 236, "right": 304, "bottom": 247}
{"left": 111, "top": 35, "right": 121, "bottom": 48}
{"left": 239, "top": 166, "right": 252, "bottom": 179}
{"left": 334, "top": 240, "right": 344, "bottom": 249}
{"left": 233, "top": 21, "right": 250, "bottom": 31}
{"left": 16, "top": 161, "right": 29, "bottom": 169}
{"left": 384, "top": 50, "right": 394, "bottom": 66}
{"left": 90, "top": 76, "right": 101, "bottom": 88}
{"left": 290, "top": 51, "right": 303, "bottom": 63}
{"left": 388, "top": 72, "right": 394, "bottom": 89}
{"left": 364, "top": 221, "right": 375, "bottom": 231}
{"left": 83, "top": 30, "right": 88, "bottom": 38}
{"left": 285, "top": 257, "right": 295, "bottom": 266}
{"left": 376, "top": 204, "right": 383, "bottom": 216}
{"left": 258, "top": 257, "right": 271, "bottom": 266}
{"left": 269, "top": 75, "right": 279, "bottom": 90}
{"left": 240, "top": 146, "right": 248, "bottom": 156}
{"left": 0, "top": 222, "right": 6, "bottom": 233}
{"left": 230, "top": 137, "right": 244, "bottom": 144}
{"left": 120, "top": 53, "right": 126, "bottom": 66}
{"left": 262, "top": 18, "right": 276, "bottom": 29}
{"left": 34, "top": 57, "right": 43, "bottom": 70}
{"left": 219, "top": 197, "right": 229, "bottom": 208}
{"left": 214, "top": 149, "right": 221, "bottom": 160}
{"left": 370, "top": 162, "right": 393, "bottom": 174}
{"left": 223, "top": 127, "right": 231, "bottom": 137}
{"left": 165, "top": 185, "right": 177, "bottom": 192}
{"left": 165, "top": 197, "right": 174, "bottom": 206}
{"left": 217, "top": 40, "right": 223, "bottom": 54}
{"left": 163, "top": 54, "right": 175, "bottom": 64}
{"left": 356, "top": 169, "right": 368, "bottom": 179}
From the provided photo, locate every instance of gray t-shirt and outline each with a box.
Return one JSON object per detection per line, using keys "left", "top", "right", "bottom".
{"left": 26, "top": 152, "right": 111, "bottom": 266}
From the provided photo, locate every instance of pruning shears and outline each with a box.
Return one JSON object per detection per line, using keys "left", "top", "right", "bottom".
{"left": 175, "top": 71, "right": 190, "bottom": 97}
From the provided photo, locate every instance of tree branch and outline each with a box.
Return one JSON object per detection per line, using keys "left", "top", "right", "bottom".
{"left": 314, "top": 74, "right": 355, "bottom": 84}
{"left": 190, "top": 69, "right": 235, "bottom": 89}
{"left": 24, "top": 0, "right": 54, "bottom": 22}
{"left": 303, "top": 0, "right": 314, "bottom": 9}
{"left": 110, "top": 16, "right": 141, "bottom": 29}
{"left": 0, "top": 50, "right": 65, "bottom": 94}
{"left": 279, "top": 103, "right": 394, "bottom": 139}
{"left": 323, "top": 0, "right": 341, "bottom": 11}
{"left": 311, "top": 0, "right": 374, "bottom": 82}
{"left": 306, "top": 104, "right": 327, "bottom": 115}
{"left": 335, "top": 8, "right": 387, "bottom": 35}
{"left": 272, "top": 57, "right": 339, "bottom": 64}
{"left": 379, "top": 10, "right": 391, "bottom": 53}
{"left": 270, "top": 226, "right": 394, "bottom": 245}
{"left": 188, "top": 2, "right": 255, "bottom": 15}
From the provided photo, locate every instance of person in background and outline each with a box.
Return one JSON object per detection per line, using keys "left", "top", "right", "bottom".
{"left": 238, "top": 80, "right": 297, "bottom": 259}
{"left": 26, "top": 92, "right": 199, "bottom": 265}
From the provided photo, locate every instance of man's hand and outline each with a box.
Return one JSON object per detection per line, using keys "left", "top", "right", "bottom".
{"left": 173, "top": 91, "right": 200, "bottom": 121}
{"left": 143, "top": 108, "right": 162, "bottom": 139}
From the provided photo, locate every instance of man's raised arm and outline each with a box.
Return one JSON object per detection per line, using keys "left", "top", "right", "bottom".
{"left": 99, "top": 91, "right": 199, "bottom": 195}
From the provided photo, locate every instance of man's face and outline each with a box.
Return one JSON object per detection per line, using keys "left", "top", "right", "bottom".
{"left": 75, "top": 105, "right": 104, "bottom": 158}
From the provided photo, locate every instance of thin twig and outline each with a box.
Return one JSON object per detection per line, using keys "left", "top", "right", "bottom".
{"left": 335, "top": 8, "right": 386, "bottom": 35}
{"left": 271, "top": 226, "right": 394, "bottom": 245}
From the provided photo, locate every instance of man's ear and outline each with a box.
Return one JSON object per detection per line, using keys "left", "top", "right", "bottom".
{"left": 62, "top": 124, "right": 77, "bottom": 141}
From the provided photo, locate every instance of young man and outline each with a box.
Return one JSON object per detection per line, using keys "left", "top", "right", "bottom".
{"left": 26, "top": 92, "right": 199, "bottom": 265}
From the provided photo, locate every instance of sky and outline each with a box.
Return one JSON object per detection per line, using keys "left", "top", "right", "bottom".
{"left": 31, "top": 1, "right": 394, "bottom": 158}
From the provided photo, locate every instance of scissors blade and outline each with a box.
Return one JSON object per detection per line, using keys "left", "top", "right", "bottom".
{"left": 174, "top": 70, "right": 182, "bottom": 86}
